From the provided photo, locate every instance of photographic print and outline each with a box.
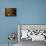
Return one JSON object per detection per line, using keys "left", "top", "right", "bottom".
{"left": 5, "top": 8, "right": 16, "bottom": 16}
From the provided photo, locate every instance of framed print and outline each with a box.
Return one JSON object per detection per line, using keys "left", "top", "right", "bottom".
{"left": 5, "top": 8, "right": 16, "bottom": 16}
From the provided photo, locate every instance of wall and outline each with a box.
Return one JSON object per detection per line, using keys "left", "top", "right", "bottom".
{"left": 0, "top": 0, "right": 46, "bottom": 44}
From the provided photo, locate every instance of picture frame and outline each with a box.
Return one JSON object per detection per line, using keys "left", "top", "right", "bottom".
{"left": 5, "top": 8, "right": 17, "bottom": 16}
